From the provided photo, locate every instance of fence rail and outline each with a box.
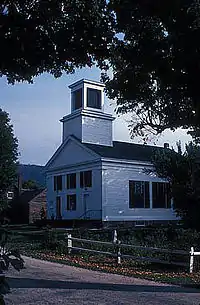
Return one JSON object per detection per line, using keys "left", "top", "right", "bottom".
{"left": 66, "top": 230, "right": 199, "bottom": 273}
{"left": 121, "top": 253, "right": 188, "bottom": 267}
{"left": 119, "top": 243, "right": 188, "bottom": 255}
{"left": 70, "top": 246, "right": 114, "bottom": 257}
{"left": 69, "top": 237, "right": 114, "bottom": 247}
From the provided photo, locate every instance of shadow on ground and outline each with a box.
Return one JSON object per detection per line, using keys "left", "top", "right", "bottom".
{"left": 7, "top": 277, "right": 199, "bottom": 293}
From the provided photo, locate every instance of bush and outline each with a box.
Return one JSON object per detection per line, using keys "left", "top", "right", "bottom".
{"left": 62, "top": 227, "right": 200, "bottom": 270}
{"left": 0, "top": 227, "right": 24, "bottom": 303}
{"left": 42, "top": 228, "right": 59, "bottom": 250}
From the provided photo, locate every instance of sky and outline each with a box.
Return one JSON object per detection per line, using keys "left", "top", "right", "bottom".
{"left": 0, "top": 66, "right": 192, "bottom": 166}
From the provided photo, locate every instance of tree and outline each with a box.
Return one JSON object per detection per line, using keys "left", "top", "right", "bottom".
{"left": 22, "top": 179, "right": 39, "bottom": 190}
{"left": 103, "top": 0, "right": 200, "bottom": 140}
{"left": 2, "top": 1, "right": 200, "bottom": 140}
{"left": 151, "top": 142, "right": 200, "bottom": 230}
{"left": 0, "top": 0, "right": 114, "bottom": 84}
{"left": 0, "top": 109, "right": 18, "bottom": 213}
{"left": 0, "top": 110, "right": 22, "bottom": 304}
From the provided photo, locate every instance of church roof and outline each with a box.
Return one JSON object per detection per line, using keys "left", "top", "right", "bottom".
{"left": 84, "top": 141, "right": 165, "bottom": 162}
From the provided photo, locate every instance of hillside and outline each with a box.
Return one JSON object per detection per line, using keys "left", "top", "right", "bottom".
{"left": 18, "top": 164, "right": 45, "bottom": 187}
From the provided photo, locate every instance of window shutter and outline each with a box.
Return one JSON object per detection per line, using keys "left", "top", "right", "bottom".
{"left": 152, "top": 182, "right": 170, "bottom": 208}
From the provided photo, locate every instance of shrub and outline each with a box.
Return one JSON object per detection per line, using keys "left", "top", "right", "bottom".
{"left": 0, "top": 227, "right": 24, "bottom": 303}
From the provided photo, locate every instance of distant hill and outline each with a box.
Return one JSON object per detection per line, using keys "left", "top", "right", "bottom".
{"left": 18, "top": 164, "right": 45, "bottom": 187}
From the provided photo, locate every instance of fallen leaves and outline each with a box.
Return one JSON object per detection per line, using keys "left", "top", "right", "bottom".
{"left": 22, "top": 249, "right": 200, "bottom": 287}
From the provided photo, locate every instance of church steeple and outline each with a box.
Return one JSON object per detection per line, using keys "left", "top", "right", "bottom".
{"left": 60, "top": 79, "right": 115, "bottom": 147}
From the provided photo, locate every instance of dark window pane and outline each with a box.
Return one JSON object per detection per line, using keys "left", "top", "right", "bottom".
{"left": 129, "top": 181, "right": 134, "bottom": 208}
{"left": 166, "top": 183, "right": 171, "bottom": 208}
{"left": 54, "top": 176, "right": 56, "bottom": 191}
{"left": 72, "top": 88, "right": 82, "bottom": 110}
{"left": 80, "top": 171, "right": 92, "bottom": 188}
{"left": 87, "top": 88, "right": 101, "bottom": 109}
{"left": 54, "top": 175, "right": 62, "bottom": 191}
{"left": 144, "top": 182, "right": 150, "bottom": 208}
{"left": 67, "top": 173, "right": 76, "bottom": 189}
{"left": 152, "top": 182, "right": 170, "bottom": 208}
{"left": 57, "top": 175, "right": 62, "bottom": 191}
{"left": 67, "top": 194, "right": 76, "bottom": 210}
{"left": 134, "top": 181, "right": 145, "bottom": 208}
{"left": 129, "top": 181, "right": 150, "bottom": 208}
{"left": 84, "top": 171, "right": 92, "bottom": 187}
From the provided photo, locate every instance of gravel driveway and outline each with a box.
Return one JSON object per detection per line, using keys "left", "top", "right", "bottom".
{"left": 4, "top": 256, "right": 200, "bottom": 305}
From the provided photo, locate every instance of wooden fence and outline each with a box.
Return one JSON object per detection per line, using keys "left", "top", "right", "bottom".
{"left": 189, "top": 247, "right": 200, "bottom": 273}
{"left": 66, "top": 230, "right": 200, "bottom": 273}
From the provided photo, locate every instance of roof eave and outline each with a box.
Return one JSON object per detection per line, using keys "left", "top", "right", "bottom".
{"left": 101, "top": 157, "right": 153, "bottom": 166}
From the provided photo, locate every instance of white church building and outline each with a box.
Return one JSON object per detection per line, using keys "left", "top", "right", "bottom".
{"left": 45, "top": 79, "right": 177, "bottom": 226}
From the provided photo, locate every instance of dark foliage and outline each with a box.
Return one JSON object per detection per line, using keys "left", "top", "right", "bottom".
{"left": 151, "top": 142, "right": 200, "bottom": 230}
{"left": 0, "top": 0, "right": 113, "bottom": 83}
{"left": 22, "top": 179, "right": 39, "bottom": 190}
{"left": 8, "top": 188, "right": 44, "bottom": 225}
{"left": 0, "top": 109, "right": 18, "bottom": 213}
{"left": 103, "top": 0, "right": 200, "bottom": 140}
{"left": 2, "top": 1, "right": 200, "bottom": 139}
{"left": 0, "top": 228, "right": 24, "bottom": 303}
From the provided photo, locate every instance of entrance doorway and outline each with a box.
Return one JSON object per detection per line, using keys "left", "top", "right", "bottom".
{"left": 83, "top": 193, "right": 90, "bottom": 219}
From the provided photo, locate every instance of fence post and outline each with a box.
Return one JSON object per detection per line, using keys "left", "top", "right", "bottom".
{"left": 190, "top": 246, "right": 194, "bottom": 273}
{"left": 67, "top": 233, "right": 72, "bottom": 254}
{"left": 113, "top": 229, "right": 120, "bottom": 263}
{"left": 113, "top": 229, "right": 117, "bottom": 244}
{"left": 117, "top": 240, "right": 121, "bottom": 264}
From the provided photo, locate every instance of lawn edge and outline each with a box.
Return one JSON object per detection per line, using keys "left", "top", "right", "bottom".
{"left": 22, "top": 253, "right": 200, "bottom": 290}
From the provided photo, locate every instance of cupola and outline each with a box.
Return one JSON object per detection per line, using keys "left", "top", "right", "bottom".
{"left": 60, "top": 79, "right": 115, "bottom": 147}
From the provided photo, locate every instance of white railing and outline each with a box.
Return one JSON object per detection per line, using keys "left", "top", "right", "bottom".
{"left": 65, "top": 230, "right": 200, "bottom": 273}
